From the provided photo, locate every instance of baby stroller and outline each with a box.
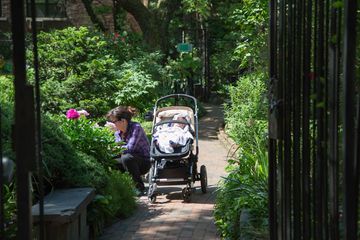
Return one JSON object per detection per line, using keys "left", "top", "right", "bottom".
{"left": 147, "top": 94, "right": 207, "bottom": 203}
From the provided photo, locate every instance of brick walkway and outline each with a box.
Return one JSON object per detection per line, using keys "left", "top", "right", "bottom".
{"left": 99, "top": 104, "right": 229, "bottom": 240}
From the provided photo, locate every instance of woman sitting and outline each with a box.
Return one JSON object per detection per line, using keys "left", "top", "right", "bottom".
{"left": 106, "top": 106, "right": 150, "bottom": 195}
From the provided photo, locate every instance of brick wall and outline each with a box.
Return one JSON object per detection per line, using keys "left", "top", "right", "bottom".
{"left": 2, "top": 0, "right": 10, "bottom": 18}
{"left": 63, "top": 0, "right": 115, "bottom": 32}
{"left": 1, "top": 0, "right": 115, "bottom": 32}
{"left": 66, "top": 0, "right": 93, "bottom": 27}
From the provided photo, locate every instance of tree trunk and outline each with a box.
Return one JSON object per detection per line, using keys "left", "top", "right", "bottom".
{"left": 81, "top": 0, "right": 107, "bottom": 31}
{"left": 116, "top": 0, "right": 180, "bottom": 53}
{"left": 116, "top": 0, "right": 154, "bottom": 43}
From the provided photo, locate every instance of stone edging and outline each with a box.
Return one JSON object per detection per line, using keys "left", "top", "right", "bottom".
{"left": 217, "top": 127, "right": 240, "bottom": 160}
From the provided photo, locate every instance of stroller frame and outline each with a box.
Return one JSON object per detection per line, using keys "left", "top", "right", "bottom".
{"left": 147, "top": 94, "right": 207, "bottom": 203}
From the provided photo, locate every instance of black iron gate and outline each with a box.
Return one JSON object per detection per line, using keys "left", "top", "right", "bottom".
{"left": 269, "top": 0, "right": 359, "bottom": 239}
{"left": 0, "top": 0, "right": 44, "bottom": 239}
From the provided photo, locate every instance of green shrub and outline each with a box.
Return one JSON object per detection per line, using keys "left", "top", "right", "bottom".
{"left": 214, "top": 134, "right": 268, "bottom": 239}
{"left": 50, "top": 114, "right": 122, "bottom": 167}
{"left": 224, "top": 71, "right": 267, "bottom": 147}
{"left": 26, "top": 27, "right": 167, "bottom": 116}
{"left": 114, "top": 61, "right": 159, "bottom": 112}
{"left": 27, "top": 27, "right": 118, "bottom": 116}
{"left": 88, "top": 170, "right": 136, "bottom": 238}
{"left": 165, "top": 53, "right": 202, "bottom": 94}
{"left": 216, "top": 70, "right": 269, "bottom": 239}
{"left": 0, "top": 82, "right": 136, "bottom": 238}
{"left": 40, "top": 116, "right": 110, "bottom": 190}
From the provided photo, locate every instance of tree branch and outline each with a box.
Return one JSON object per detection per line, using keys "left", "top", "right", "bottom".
{"left": 115, "top": 0, "right": 152, "bottom": 36}
{"left": 81, "top": 0, "right": 107, "bottom": 32}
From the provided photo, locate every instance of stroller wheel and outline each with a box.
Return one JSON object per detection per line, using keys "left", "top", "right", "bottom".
{"left": 200, "top": 165, "right": 207, "bottom": 193}
{"left": 182, "top": 187, "right": 192, "bottom": 202}
{"left": 148, "top": 195, "right": 156, "bottom": 204}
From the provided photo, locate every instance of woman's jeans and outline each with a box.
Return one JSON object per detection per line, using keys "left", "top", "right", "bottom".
{"left": 115, "top": 153, "right": 150, "bottom": 191}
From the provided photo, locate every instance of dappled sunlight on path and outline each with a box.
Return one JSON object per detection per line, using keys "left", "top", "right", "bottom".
{"left": 99, "top": 103, "right": 228, "bottom": 240}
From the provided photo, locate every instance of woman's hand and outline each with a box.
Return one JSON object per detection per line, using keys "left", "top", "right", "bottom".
{"left": 105, "top": 121, "right": 117, "bottom": 132}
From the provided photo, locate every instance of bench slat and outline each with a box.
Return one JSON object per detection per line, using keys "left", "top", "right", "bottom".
{"left": 32, "top": 187, "right": 95, "bottom": 224}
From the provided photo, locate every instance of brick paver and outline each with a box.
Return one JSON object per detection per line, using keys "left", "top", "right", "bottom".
{"left": 99, "top": 104, "right": 228, "bottom": 240}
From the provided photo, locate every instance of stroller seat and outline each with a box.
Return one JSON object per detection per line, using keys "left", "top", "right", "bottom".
{"left": 151, "top": 138, "right": 193, "bottom": 159}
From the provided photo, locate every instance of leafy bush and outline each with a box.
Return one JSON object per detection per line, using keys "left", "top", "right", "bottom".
{"left": 50, "top": 114, "right": 122, "bottom": 167}
{"left": 26, "top": 27, "right": 168, "bottom": 116}
{"left": 209, "top": 0, "right": 269, "bottom": 88}
{"left": 114, "top": 61, "right": 159, "bottom": 112}
{"left": 0, "top": 80, "right": 137, "bottom": 238}
{"left": 215, "top": 69, "right": 268, "bottom": 238}
{"left": 88, "top": 170, "right": 136, "bottom": 238}
{"left": 39, "top": 115, "right": 110, "bottom": 190}
{"left": 165, "top": 53, "right": 202, "bottom": 94}
{"left": 27, "top": 27, "right": 118, "bottom": 116}
{"left": 214, "top": 134, "right": 268, "bottom": 239}
{"left": 3, "top": 183, "right": 16, "bottom": 239}
{"left": 224, "top": 71, "right": 267, "bottom": 147}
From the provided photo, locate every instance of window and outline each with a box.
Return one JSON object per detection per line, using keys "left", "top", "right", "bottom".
{"left": 26, "top": 0, "right": 66, "bottom": 18}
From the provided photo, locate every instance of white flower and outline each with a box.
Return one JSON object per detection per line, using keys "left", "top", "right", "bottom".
{"left": 78, "top": 109, "right": 90, "bottom": 116}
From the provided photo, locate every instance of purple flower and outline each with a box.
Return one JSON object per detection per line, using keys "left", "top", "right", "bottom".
{"left": 66, "top": 109, "right": 80, "bottom": 119}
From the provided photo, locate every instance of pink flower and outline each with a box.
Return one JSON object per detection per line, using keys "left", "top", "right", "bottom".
{"left": 66, "top": 109, "right": 80, "bottom": 119}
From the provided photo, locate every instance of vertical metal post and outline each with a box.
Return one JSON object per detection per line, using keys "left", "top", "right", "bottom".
{"left": 11, "top": 0, "right": 36, "bottom": 239}
{"left": 29, "top": 0, "right": 45, "bottom": 238}
{"left": 284, "top": 0, "right": 292, "bottom": 238}
{"left": 293, "top": 0, "right": 303, "bottom": 238}
{"left": 302, "top": 0, "right": 312, "bottom": 238}
{"left": 269, "top": 0, "right": 277, "bottom": 239}
{"left": 343, "top": 0, "right": 358, "bottom": 238}
{"left": 327, "top": 3, "right": 340, "bottom": 239}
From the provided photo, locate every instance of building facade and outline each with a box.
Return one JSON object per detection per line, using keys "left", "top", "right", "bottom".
{"left": 0, "top": 0, "right": 114, "bottom": 32}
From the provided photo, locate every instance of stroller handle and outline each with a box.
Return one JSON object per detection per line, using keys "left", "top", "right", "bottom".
{"left": 155, "top": 94, "right": 198, "bottom": 113}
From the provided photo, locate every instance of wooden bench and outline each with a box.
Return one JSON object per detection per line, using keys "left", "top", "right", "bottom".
{"left": 32, "top": 187, "right": 95, "bottom": 240}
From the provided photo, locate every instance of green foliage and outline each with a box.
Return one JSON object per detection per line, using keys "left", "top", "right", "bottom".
{"left": 3, "top": 183, "right": 16, "bottom": 239}
{"left": 165, "top": 53, "right": 201, "bottom": 93}
{"left": 104, "top": 170, "right": 137, "bottom": 217}
{"left": 26, "top": 27, "right": 167, "bottom": 116}
{"left": 214, "top": 133, "right": 268, "bottom": 239}
{"left": 208, "top": 0, "right": 269, "bottom": 89}
{"left": 88, "top": 170, "right": 136, "bottom": 238}
{"left": 0, "top": 75, "right": 14, "bottom": 103}
{"left": 182, "top": 0, "right": 211, "bottom": 18}
{"left": 215, "top": 71, "right": 268, "bottom": 238}
{"left": 0, "top": 76, "right": 15, "bottom": 159}
{"left": 225, "top": 71, "right": 267, "bottom": 146}
{"left": 40, "top": 116, "right": 110, "bottom": 190}
{"left": 50, "top": 114, "right": 122, "bottom": 167}
{"left": 114, "top": 61, "right": 159, "bottom": 112}
{"left": 28, "top": 27, "right": 118, "bottom": 116}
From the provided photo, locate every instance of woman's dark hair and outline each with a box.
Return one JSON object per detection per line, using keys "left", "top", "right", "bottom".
{"left": 106, "top": 106, "right": 137, "bottom": 122}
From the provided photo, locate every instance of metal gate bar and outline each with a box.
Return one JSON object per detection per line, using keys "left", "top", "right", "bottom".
{"left": 269, "top": 0, "right": 359, "bottom": 239}
{"left": 342, "top": 0, "right": 358, "bottom": 238}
